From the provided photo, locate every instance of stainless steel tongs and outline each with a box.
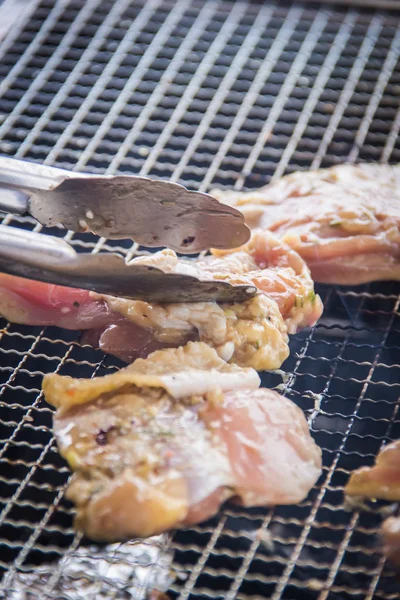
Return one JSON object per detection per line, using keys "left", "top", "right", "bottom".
{"left": 0, "top": 156, "right": 249, "bottom": 252}
{"left": 0, "top": 157, "right": 256, "bottom": 303}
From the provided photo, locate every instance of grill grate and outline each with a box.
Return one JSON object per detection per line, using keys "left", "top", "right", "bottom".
{"left": 0, "top": 0, "right": 400, "bottom": 598}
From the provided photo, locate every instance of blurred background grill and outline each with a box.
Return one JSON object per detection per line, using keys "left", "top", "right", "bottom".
{"left": 0, "top": 0, "right": 400, "bottom": 598}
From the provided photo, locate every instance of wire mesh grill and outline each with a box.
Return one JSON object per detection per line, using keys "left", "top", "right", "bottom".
{"left": 0, "top": 0, "right": 400, "bottom": 597}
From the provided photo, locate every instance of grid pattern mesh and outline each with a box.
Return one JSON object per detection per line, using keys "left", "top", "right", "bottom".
{"left": 0, "top": 0, "right": 400, "bottom": 598}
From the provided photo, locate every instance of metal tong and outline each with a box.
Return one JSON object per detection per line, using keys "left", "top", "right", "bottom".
{"left": 0, "top": 157, "right": 256, "bottom": 303}
{"left": 0, "top": 156, "right": 249, "bottom": 253}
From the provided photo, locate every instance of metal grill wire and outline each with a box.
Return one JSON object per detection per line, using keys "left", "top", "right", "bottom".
{"left": 0, "top": 0, "right": 399, "bottom": 597}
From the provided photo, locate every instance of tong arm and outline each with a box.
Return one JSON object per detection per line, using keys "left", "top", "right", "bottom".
{"left": 0, "top": 155, "right": 83, "bottom": 191}
{"left": 0, "top": 157, "right": 251, "bottom": 253}
{"left": 0, "top": 225, "right": 257, "bottom": 303}
{"left": 0, "top": 155, "right": 86, "bottom": 217}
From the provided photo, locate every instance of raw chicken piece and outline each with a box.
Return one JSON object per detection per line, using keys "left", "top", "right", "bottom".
{"left": 43, "top": 342, "right": 322, "bottom": 541}
{"left": 0, "top": 231, "right": 321, "bottom": 369}
{"left": 345, "top": 440, "right": 400, "bottom": 501}
{"left": 0, "top": 272, "right": 171, "bottom": 362}
{"left": 210, "top": 230, "right": 323, "bottom": 334}
{"left": 382, "top": 518, "right": 400, "bottom": 568}
{"left": 0, "top": 273, "right": 112, "bottom": 330}
{"left": 202, "top": 387, "right": 322, "bottom": 507}
{"left": 129, "top": 234, "right": 323, "bottom": 333}
{"left": 345, "top": 440, "right": 400, "bottom": 568}
{"left": 95, "top": 232, "right": 321, "bottom": 363}
{"left": 212, "top": 163, "right": 400, "bottom": 285}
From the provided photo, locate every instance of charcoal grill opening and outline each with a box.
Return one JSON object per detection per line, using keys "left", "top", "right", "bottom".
{"left": 0, "top": 0, "right": 400, "bottom": 598}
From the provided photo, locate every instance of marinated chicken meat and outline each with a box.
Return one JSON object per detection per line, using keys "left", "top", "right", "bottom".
{"left": 212, "top": 163, "right": 400, "bottom": 285}
{"left": 0, "top": 231, "right": 322, "bottom": 369}
{"left": 345, "top": 440, "right": 400, "bottom": 568}
{"left": 346, "top": 440, "right": 400, "bottom": 502}
{"left": 210, "top": 230, "right": 322, "bottom": 334}
{"left": 43, "top": 342, "right": 322, "bottom": 541}
{"left": 382, "top": 518, "right": 400, "bottom": 569}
